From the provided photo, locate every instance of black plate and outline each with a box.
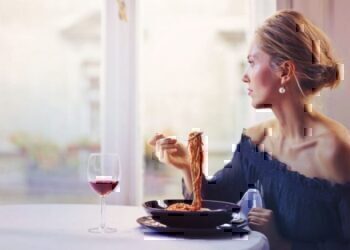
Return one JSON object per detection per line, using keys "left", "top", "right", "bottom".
{"left": 137, "top": 216, "right": 249, "bottom": 237}
{"left": 143, "top": 199, "right": 240, "bottom": 228}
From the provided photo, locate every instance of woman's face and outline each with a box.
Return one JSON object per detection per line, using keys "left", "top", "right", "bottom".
{"left": 242, "top": 40, "right": 281, "bottom": 109}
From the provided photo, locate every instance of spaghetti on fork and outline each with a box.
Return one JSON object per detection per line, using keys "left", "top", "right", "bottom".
{"left": 166, "top": 131, "right": 204, "bottom": 211}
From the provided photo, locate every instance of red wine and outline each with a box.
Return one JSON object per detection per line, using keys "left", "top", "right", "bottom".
{"left": 89, "top": 180, "right": 119, "bottom": 195}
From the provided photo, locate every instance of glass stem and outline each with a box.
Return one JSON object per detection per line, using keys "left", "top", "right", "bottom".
{"left": 100, "top": 195, "right": 106, "bottom": 230}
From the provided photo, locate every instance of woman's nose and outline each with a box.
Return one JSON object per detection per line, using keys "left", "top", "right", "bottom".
{"left": 242, "top": 70, "right": 250, "bottom": 83}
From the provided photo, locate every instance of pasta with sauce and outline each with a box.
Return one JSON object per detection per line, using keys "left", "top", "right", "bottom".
{"left": 166, "top": 131, "right": 205, "bottom": 211}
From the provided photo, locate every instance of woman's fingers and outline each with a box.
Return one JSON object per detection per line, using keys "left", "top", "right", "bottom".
{"left": 149, "top": 133, "right": 177, "bottom": 146}
{"left": 157, "top": 143, "right": 178, "bottom": 156}
{"left": 164, "top": 148, "right": 178, "bottom": 154}
{"left": 248, "top": 215, "right": 261, "bottom": 223}
{"left": 148, "top": 133, "right": 165, "bottom": 146}
{"left": 250, "top": 208, "right": 271, "bottom": 214}
{"left": 248, "top": 210, "right": 269, "bottom": 223}
{"left": 249, "top": 210, "right": 267, "bottom": 218}
{"left": 155, "top": 137, "right": 179, "bottom": 160}
{"left": 160, "top": 145, "right": 178, "bottom": 150}
{"left": 249, "top": 208, "right": 272, "bottom": 218}
{"left": 156, "top": 137, "right": 176, "bottom": 150}
{"left": 250, "top": 207, "right": 266, "bottom": 212}
{"left": 248, "top": 216, "right": 267, "bottom": 226}
{"left": 158, "top": 137, "right": 177, "bottom": 145}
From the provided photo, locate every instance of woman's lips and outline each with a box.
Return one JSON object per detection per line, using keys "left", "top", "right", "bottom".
{"left": 248, "top": 89, "right": 253, "bottom": 95}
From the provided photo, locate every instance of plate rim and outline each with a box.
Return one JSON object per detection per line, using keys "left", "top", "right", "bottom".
{"left": 142, "top": 199, "right": 240, "bottom": 214}
{"left": 136, "top": 216, "right": 249, "bottom": 234}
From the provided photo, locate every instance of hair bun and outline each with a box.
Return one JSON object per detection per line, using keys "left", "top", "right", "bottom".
{"left": 257, "top": 10, "right": 342, "bottom": 94}
{"left": 320, "top": 64, "right": 340, "bottom": 89}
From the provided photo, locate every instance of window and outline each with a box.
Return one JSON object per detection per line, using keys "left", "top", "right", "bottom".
{"left": 0, "top": 0, "right": 276, "bottom": 205}
{"left": 0, "top": 0, "right": 101, "bottom": 203}
{"left": 140, "top": 0, "right": 276, "bottom": 201}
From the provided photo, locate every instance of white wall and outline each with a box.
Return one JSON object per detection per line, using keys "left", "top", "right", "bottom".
{"left": 320, "top": 0, "right": 350, "bottom": 128}
{"left": 277, "top": 0, "right": 350, "bottom": 129}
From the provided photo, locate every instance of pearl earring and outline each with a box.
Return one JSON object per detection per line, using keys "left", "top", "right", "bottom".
{"left": 279, "top": 86, "right": 286, "bottom": 94}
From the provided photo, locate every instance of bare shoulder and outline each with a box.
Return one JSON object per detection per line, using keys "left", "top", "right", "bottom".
{"left": 244, "top": 118, "right": 276, "bottom": 145}
{"left": 315, "top": 114, "right": 350, "bottom": 153}
{"left": 316, "top": 121, "right": 350, "bottom": 183}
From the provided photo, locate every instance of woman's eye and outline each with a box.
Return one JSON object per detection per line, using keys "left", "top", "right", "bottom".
{"left": 248, "top": 61, "right": 254, "bottom": 65}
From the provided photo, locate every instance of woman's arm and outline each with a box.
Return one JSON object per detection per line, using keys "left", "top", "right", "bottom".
{"left": 247, "top": 207, "right": 349, "bottom": 250}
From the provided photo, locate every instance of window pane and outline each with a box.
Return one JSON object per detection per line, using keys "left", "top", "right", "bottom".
{"left": 141, "top": 0, "right": 253, "bottom": 201}
{"left": 0, "top": 0, "right": 101, "bottom": 203}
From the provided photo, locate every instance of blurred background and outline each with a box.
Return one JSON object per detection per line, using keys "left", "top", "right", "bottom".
{"left": 0, "top": 0, "right": 102, "bottom": 203}
{"left": 0, "top": 0, "right": 348, "bottom": 204}
{"left": 0, "top": 0, "right": 259, "bottom": 204}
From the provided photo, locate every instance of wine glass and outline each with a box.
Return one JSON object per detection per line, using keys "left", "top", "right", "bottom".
{"left": 87, "top": 153, "right": 121, "bottom": 233}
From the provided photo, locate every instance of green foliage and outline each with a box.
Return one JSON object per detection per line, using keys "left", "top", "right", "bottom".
{"left": 10, "top": 132, "right": 61, "bottom": 170}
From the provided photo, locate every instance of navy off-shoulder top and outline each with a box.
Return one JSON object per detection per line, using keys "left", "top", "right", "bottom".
{"left": 182, "top": 132, "right": 350, "bottom": 249}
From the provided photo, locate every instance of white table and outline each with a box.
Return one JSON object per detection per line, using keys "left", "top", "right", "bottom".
{"left": 0, "top": 204, "right": 269, "bottom": 250}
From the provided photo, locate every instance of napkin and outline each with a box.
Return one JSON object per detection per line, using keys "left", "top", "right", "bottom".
{"left": 237, "top": 188, "right": 264, "bottom": 221}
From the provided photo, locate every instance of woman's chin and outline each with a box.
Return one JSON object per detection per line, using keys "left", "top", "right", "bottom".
{"left": 251, "top": 100, "right": 273, "bottom": 109}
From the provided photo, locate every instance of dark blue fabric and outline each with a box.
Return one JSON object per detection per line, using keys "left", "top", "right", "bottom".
{"left": 182, "top": 132, "right": 350, "bottom": 249}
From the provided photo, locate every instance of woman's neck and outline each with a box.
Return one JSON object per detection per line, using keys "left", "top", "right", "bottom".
{"left": 271, "top": 99, "right": 316, "bottom": 144}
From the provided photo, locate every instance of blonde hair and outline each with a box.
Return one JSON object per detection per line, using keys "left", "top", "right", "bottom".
{"left": 256, "top": 10, "right": 341, "bottom": 94}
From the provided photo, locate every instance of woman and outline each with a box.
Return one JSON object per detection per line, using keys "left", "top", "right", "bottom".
{"left": 149, "top": 10, "right": 350, "bottom": 250}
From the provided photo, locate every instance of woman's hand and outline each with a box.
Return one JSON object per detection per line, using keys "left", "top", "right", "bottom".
{"left": 148, "top": 133, "right": 190, "bottom": 171}
{"left": 248, "top": 208, "right": 291, "bottom": 250}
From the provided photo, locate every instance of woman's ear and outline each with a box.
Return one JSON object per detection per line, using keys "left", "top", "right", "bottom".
{"left": 279, "top": 61, "right": 295, "bottom": 84}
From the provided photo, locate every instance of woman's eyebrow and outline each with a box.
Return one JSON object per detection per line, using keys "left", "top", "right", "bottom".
{"left": 247, "top": 54, "right": 256, "bottom": 60}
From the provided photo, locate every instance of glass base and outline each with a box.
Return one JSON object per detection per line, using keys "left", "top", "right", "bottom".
{"left": 88, "top": 227, "right": 117, "bottom": 233}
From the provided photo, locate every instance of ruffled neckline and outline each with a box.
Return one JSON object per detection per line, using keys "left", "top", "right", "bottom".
{"left": 240, "top": 129, "right": 350, "bottom": 191}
